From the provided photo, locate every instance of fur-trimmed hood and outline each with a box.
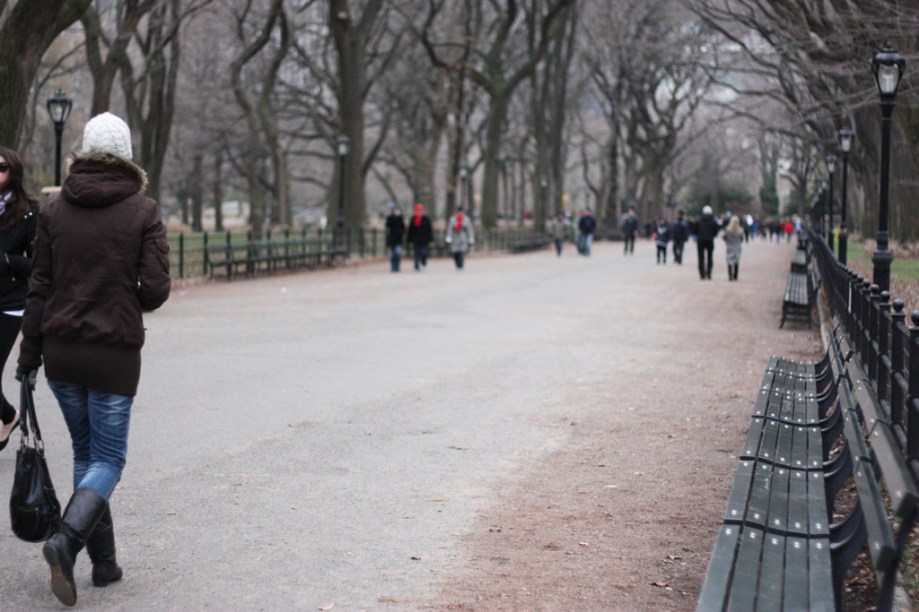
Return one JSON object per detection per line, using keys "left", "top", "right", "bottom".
{"left": 62, "top": 152, "right": 148, "bottom": 209}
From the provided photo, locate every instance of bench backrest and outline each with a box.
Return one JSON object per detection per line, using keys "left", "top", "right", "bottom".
{"left": 832, "top": 344, "right": 919, "bottom": 610}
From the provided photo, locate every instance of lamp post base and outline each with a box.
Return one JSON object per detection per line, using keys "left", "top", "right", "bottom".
{"left": 872, "top": 247, "right": 892, "bottom": 293}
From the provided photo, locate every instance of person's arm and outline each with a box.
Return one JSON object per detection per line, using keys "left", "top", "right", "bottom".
{"left": 137, "top": 204, "right": 171, "bottom": 312}
{"left": 18, "top": 209, "right": 52, "bottom": 369}
{"left": 6, "top": 205, "right": 37, "bottom": 280}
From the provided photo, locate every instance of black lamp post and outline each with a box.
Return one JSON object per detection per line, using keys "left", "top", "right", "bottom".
{"left": 46, "top": 90, "right": 73, "bottom": 187}
{"left": 825, "top": 153, "right": 837, "bottom": 254}
{"left": 335, "top": 134, "right": 350, "bottom": 252}
{"left": 871, "top": 45, "right": 906, "bottom": 292}
{"left": 838, "top": 127, "right": 854, "bottom": 265}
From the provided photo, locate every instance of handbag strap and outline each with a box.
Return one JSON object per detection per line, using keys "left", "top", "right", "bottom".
{"left": 18, "top": 377, "right": 43, "bottom": 445}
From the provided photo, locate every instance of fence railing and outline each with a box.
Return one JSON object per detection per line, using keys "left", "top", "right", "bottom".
{"left": 810, "top": 231, "right": 919, "bottom": 485}
{"left": 167, "top": 226, "right": 551, "bottom": 280}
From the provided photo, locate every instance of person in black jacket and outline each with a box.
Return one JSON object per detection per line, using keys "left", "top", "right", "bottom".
{"left": 670, "top": 209, "right": 689, "bottom": 265}
{"left": 406, "top": 203, "right": 433, "bottom": 271}
{"left": 694, "top": 205, "right": 720, "bottom": 280}
{"left": 0, "top": 147, "right": 37, "bottom": 452}
{"left": 384, "top": 203, "right": 405, "bottom": 272}
{"left": 577, "top": 208, "right": 597, "bottom": 256}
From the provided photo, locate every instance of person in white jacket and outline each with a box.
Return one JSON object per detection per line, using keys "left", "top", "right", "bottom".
{"left": 445, "top": 206, "right": 475, "bottom": 270}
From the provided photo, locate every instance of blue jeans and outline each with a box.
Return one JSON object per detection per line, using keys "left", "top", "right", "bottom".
{"left": 390, "top": 244, "right": 402, "bottom": 272}
{"left": 48, "top": 380, "right": 133, "bottom": 501}
{"left": 413, "top": 244, "right": 429, "bottom": 270}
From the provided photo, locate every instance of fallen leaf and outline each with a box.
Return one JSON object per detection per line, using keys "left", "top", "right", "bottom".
{"left": 319, "top": 604, "right": 335, "bottom": 611}
{"left": 578, "top": 541, "right": 590, "bottom": 547}
{"left": 652, "top": 581, "right": 669, "bottom": 588}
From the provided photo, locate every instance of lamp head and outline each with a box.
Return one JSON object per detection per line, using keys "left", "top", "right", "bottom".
{"left": 838, "top": 127, "right": 854, "bottom": 154}
{"left": 873, "top": 46, "right": 906, "bottom": 98}
{"left": 336, "top": 134, "right": 351, "bottom": 157}
{"left": 46, "top": 90, "right": 73, "bottom": 126}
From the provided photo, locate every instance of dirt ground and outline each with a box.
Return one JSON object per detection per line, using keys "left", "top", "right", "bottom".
{"left": 424, "top": 239, "right": 824, "bottom": 610}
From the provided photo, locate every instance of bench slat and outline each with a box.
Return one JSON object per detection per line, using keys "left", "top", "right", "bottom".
{"left": 783, "top": 536, "right": 810, "bottom": 610}
{"left": 724, "top": 460, "right": 755, "bottom": 524}
{"left": 767, "top": 467, "right": 791, "bottom": 533}
{"left": 808, "top": 538, "right": 835, "bottom": 611}
{"left": 746, "top": 463, "right": 772, "bottom": 529}
{"left": 786, "top": 469, "right": 809, "bottom": 536}
{"left": 727, "top": 528, "right": 764, "bottom": 611}
{"left": 758, "top": 532, "right": 787, "bottom": 609}
{"left": 807, "top": 471, "right": 829, "bottom": 536}
{"left": 696, "top": 524, "right": 741, "bottom": 611}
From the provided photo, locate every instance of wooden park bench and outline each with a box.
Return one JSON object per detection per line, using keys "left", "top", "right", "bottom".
{"left": 780, "top": 262, "right": 821, "bottom": 329}
{"left": 697, "top": 326, "right": 918, "bottom": 611}
{"left": 206, "top": 236, "right": 344, "bottom": 280}
{"left": 506, "top": 233, "right": 550, "bottom": 253}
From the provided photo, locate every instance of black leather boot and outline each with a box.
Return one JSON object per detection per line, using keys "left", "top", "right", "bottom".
{"left": 42, "top": 488, "right": 107, "bottom": 606}
{"left": 86, "top": 504, "right": 123, "bottom": 587}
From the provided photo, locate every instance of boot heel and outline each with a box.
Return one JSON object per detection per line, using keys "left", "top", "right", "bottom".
{"left": 43, "top": 537, "right": 77, "bottom": 606}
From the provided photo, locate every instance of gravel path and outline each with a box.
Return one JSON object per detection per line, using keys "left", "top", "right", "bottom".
{"left": 0, "top": 237, "right": 820, "bottom": 610}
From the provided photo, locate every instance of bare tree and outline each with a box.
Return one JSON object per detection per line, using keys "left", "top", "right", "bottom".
{"left": 0, "top": 0, "right": 92, "bottom": 148}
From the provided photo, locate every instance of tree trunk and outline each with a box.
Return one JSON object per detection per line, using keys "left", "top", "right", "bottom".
{"left": 213, "top": 149, "right": 224, "bottom": 232}
{"left": 0, "top": 0, "right": 92, "bottom": 149}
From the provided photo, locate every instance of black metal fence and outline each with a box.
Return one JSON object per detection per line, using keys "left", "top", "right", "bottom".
{"left": 810, "top": 232, "right": 919, "bottom": 485}
{"left": 166, "top": 225, "right": 552, "bottom": 280}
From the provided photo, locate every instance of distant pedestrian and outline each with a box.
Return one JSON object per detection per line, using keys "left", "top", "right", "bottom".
{"left": 406, "top": 203, "right": 433, "bottom": 271}
{"left": 620, "top": 207, "right": 639, "bottom": 255}
{"left": 670, "top": 209, "right": 689, "bottom": 265}
{"left": 783, "top": 220, "right": 794, "bottom": 243}
{"left": 693, "top": 205, "right": 720, "bottom": 280}
{"left": 445, "top": 206, "right": 474, "bottom": 270}
{"left": 577, "top": 208, "right": 597, "bottom": 256}
{"left": 653, "top": 217, "right": 670, "bottom": 264}
{"left": 723, "top": 215, "right": 744, "bottom": 281}
{"left": 549, "top": 211, "right": 567, "bottom": 256}
{"left": 16, "top": 112, "right": 171, "bottom": 606}
{"left": 384, "top": 203, "right": 405, "bottom": 272}
{"left": 0, "top": 147, "right": 38, "bottom": 453}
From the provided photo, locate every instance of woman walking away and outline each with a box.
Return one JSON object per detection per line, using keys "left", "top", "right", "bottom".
{"left": 16, "top": 112, "right": 171, "bottom": 607}
{"left": 445, "top": 206, "right": 475, "bottom": 270}
{"left": 0, "top": 148, "right": 38, "bottom": 452}
{"left": 723, "top": 215, "right": 744, "bottom": 281}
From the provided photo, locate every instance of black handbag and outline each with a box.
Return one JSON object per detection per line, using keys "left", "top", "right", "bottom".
{"left": 9, "top": 377, "right": 61, "bottom": 542}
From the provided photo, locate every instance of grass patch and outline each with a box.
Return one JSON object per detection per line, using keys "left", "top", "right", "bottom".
{"left": 843, "top": 241, "right": 919, "bottom": 283}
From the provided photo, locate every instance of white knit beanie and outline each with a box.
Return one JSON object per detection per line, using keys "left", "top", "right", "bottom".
{"left": 81, "top": 112, "right": 132, "bottom": 161}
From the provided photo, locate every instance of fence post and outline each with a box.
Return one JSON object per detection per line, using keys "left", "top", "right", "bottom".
{"left": 891, "top": 300, "right": 906, "bottom": 434}
{"left": 908, "top": 312, "right": 919, "bottom": 465}
{"left": 859, "top": 278, "right": 872, "bottom": 364}
{"left": 868, "top": 284, "right": 881, "bottom": 383}
{"left": 877, "top": 290, "right": 891, "bottom": 407}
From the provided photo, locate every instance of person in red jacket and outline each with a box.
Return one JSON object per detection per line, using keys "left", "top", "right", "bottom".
{"left": 17, "top": 112, "right": 171, "bottom": 607}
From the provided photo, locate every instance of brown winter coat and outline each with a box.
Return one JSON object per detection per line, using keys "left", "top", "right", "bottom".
{"left": 18, "top": 153, "right": 171, "bottom": 396}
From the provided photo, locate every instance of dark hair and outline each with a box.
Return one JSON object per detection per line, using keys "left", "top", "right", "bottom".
{"left": 0, "top": 147, "right": 32, "bottom": 230}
